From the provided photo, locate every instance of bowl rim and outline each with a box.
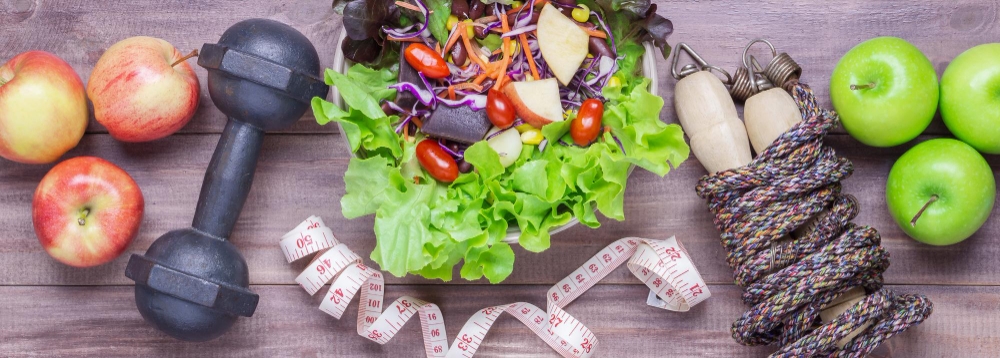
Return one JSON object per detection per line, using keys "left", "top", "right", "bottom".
{"left": 327, "top": 28, "right": 660, "bottom": 244}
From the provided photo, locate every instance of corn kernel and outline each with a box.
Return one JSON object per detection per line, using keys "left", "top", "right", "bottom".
{"left": 515, "top": 123, "right": 535, "bottom": 133}
{"left": 463, "top": 19, "right": 475, "bottom": 38}
{"left": 447, "top": 15, "right": 460, "bottom": 32}
{"left": 511, "top": 0, "right": 524, "bottom": 9}
{"left": 607, "top": 76, "right": 621, "bottom": 88}
{"left": 521, "top": 129, "right": 544, "bottom": 145}
{"left": 571, "top": 4, "right": 590, "bottom": 22}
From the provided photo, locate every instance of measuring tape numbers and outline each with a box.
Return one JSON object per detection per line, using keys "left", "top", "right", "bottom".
{"left": 281, "top": 216, "right": 711, "bottom": 357}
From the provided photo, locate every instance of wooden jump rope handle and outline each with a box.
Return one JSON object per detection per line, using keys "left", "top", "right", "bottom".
{"left": 673, "top": 43, "right": 870, "bottom": 348}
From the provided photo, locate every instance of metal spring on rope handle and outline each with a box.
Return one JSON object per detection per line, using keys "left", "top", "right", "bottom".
{"left": 731, "top": 39, "right": 804, "bottom": 101}
{"left": 764, "top": 52, "right": 802, "bottom": 91}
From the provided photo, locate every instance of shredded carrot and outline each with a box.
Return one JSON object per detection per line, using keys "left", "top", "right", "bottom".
{"left": 495, "top": 14, "right": 513, "bottom": 89}
{"left": 505, "top": 0, "right": 547, "bottom": 15}
{"left": 448, "top": 86, "right": 457, "bottom": 100}
{"left": 472, "top": 72, "right": 490, "bottom": 85}
{"left": 435, "top": 42, "right": 442, "bottom": 54}
{"left": 442, "top": 29, "right": 462, "bottom": 56}
{"left": 452, "top": 82, "right": 484, "bottom": 92}
{"left": 412, "top": 117, "right": 424, "bottom": 128}
{"left": 461, "top": 24, "right": 490, "bottom": 70}
{"left": 492, "top": 47, "right": 503, "bottom": 55}
{"left": 437, "top": 89, "right": 448, "bottom": 98}
{"left": 413, "top": 176, "right": 421, "bottom": 184}
{"left": 395, "top": 1, "right": 432, "bottom": 13}
{"left": 490, "top": 27, "right": 503, "bottom": 33}
{"left": 580, "top": 25, "right": 607, "bottom": 39}
{"left": 387, "top": 35, "right": 423, "bottom": 42}
{"left": 403, "top": 121, "right": 410, "bottom": 140}
{"left": 518, "top": 33, "right": 539, "bottom": 80}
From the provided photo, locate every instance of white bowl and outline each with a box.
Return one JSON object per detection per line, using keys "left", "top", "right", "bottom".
{"left": 328, "top": 28, "right": 659, "bottom": 244}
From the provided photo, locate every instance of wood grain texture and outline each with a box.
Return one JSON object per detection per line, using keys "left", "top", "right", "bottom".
{"left": 3, "top": 0, "right": 998, "bottom": 134}
{"left": 1, "top": 284, "right": 990, "bottom": 357}
{"left": 1, "top": 134, "right": 999, "bottom": 287}
{"left": 2, "top": 1, "right": 1000, "bottom": 356}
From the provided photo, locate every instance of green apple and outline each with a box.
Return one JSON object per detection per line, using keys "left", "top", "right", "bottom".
{"left": 940, "top": 43, "right": 1000, "bottom": 154}
{"left": 830, "top": 37, "right": 939, "bottom": 147}
{"left": 886, "top": 138, "right": 995, "bottom": 246}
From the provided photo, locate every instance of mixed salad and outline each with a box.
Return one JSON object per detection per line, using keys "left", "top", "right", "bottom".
{"left": 314, "top": 0, "right": 689, "bottom": 282}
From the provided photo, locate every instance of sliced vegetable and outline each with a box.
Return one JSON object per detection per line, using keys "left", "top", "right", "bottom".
{"left": 571, "top": 98, "right": 603, "bottom": 145}
{"left": 422, "top": 105, "right": 493, "bottom": 144}
{"left": 404, "top": 43, "right": 451, "bottom": 78}
{"left": 485, "top": 126, "right": 523, "bottom": 167}
{"left": 416, "top": 139, "right": 460, "bottom": 182}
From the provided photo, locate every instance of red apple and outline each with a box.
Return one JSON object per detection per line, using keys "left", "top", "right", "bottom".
{"left": 33, "top": 156, "right": 145, "bottom": 267}
{"left": 87, "top": 36, "right": 200, "bottom": 142}
{"left": 0, "top": 51, "right": 88, "bottom": 164}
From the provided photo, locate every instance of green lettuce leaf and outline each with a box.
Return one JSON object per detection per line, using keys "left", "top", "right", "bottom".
{"left": 460, "top": 242, "right": 515, "bottom": 283}
{"left": 603, "top": 77, "right": 689, "bottom": 176}
{"left": 371, "top": 171, "right": 439, "bottom": 277}
{"left": 426, "top": 0, "right": 452, "bottom": 44}
{"left": 342, "top": 156, "right": 394, "bottom": 219}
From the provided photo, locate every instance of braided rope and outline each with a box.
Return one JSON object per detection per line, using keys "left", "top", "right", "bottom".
{"left": 694, "top": 82, "right": 933, "bottom": 357}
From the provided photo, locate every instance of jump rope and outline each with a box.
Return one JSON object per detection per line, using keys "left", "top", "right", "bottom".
{"left": 673, "top": 39, "right": 934, "bottom": 357}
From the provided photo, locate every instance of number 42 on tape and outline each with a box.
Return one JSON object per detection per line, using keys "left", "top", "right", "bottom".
{"left": 281, "top": 216, "right": 711, "bottom": 358}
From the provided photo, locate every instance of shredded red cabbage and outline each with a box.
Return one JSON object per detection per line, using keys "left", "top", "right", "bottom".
{"left": 438, "top": 140, "right": 465, "bottom": 158}
{"left": 389, "top": 82, "right": 437, "bottom": 106}
{"left": 383, "top": 0, "right": 429, "bottom": 39}
{"left": 439, "top": 94, "right": 487, "bottom": 110}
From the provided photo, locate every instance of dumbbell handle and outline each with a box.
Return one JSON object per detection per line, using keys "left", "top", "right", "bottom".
{"left": 192, "top": 119, "right": 264, "bottom": 240}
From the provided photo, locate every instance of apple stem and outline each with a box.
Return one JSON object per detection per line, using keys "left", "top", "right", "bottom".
{"left": 910, "top": 195, "right": 939, "bottom": 227}
{"left": 850, "top": 82, "right": 876, "bottom": 91}
{"left": 78, "top": 208, "right": 90, "bottom": 226}
{"left": 171, "top": 49, "right": 199, "bottom": 68}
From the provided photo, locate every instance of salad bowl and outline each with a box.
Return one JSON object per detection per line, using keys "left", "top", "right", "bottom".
{"left": 313, "top": 0, "right": 685, "bottom": 283}
{"left": 328, "top": 30, "right": 659, "bottom": 244}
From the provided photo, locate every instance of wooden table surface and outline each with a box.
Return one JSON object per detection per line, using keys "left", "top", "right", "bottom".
{"left": 3, "top": 0, "right": 999, "bottom": 356}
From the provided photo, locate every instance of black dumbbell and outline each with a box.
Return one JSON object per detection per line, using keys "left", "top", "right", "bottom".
{"left": 124, "top": 18, "right": 329, "bottom": 342}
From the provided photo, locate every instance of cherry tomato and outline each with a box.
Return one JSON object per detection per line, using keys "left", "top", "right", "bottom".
{"left": 571, "top": 98, "right": 604, "bottom": 146}
{"left": 416, "top": 139, "right": 460, "bottom": 183}
{"left": 486, "top": 88, "right": 517, "bottom": 129}
{"left": 404, "top": 43, "right": 451, "bottom": 79}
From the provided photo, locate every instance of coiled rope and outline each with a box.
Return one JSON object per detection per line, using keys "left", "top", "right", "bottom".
{"left": 694, "top": 82, "right": 933, "bottom": 357}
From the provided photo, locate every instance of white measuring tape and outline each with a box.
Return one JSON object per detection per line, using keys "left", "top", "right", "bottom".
{"left": 282, "top": 216, "right": 710, "bottom": 357}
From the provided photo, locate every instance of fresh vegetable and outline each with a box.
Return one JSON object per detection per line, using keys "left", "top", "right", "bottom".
{"left": 404, "top": 43, "right": 451, "bottom": 79}
{"left": 571, "top": 98, "right": 604, "bottom": 145}
{"left": 520, "top": 128, "right": 544, "bottom": 145}
{"left": 486, "top": 126, "right": 523, "bottom": 167}
{"left": 416, "top": 139, "right": 461, "bottom": 182}
{"left": 319, "top": 0, "right": 686, "bottom": 282}
{"left": 486, "top": 88, "right": 517, "bottom": 129}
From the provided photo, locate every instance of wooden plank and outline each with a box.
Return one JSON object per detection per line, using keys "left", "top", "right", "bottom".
{"left": 0, "top": 284, "right": 987, "bottom": 357}
{"left": 2, "top": 0, "right": 998, "bottom": 134}
{"left": 1, "top": 134, "right": 998, "bottom": 287}
{"left": 0, "top": 0, "right": 344, "bottom": 134}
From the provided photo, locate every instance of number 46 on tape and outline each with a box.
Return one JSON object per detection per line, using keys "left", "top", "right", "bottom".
{"left": 281, "top": 216, "right": 711, "bottom": 358}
